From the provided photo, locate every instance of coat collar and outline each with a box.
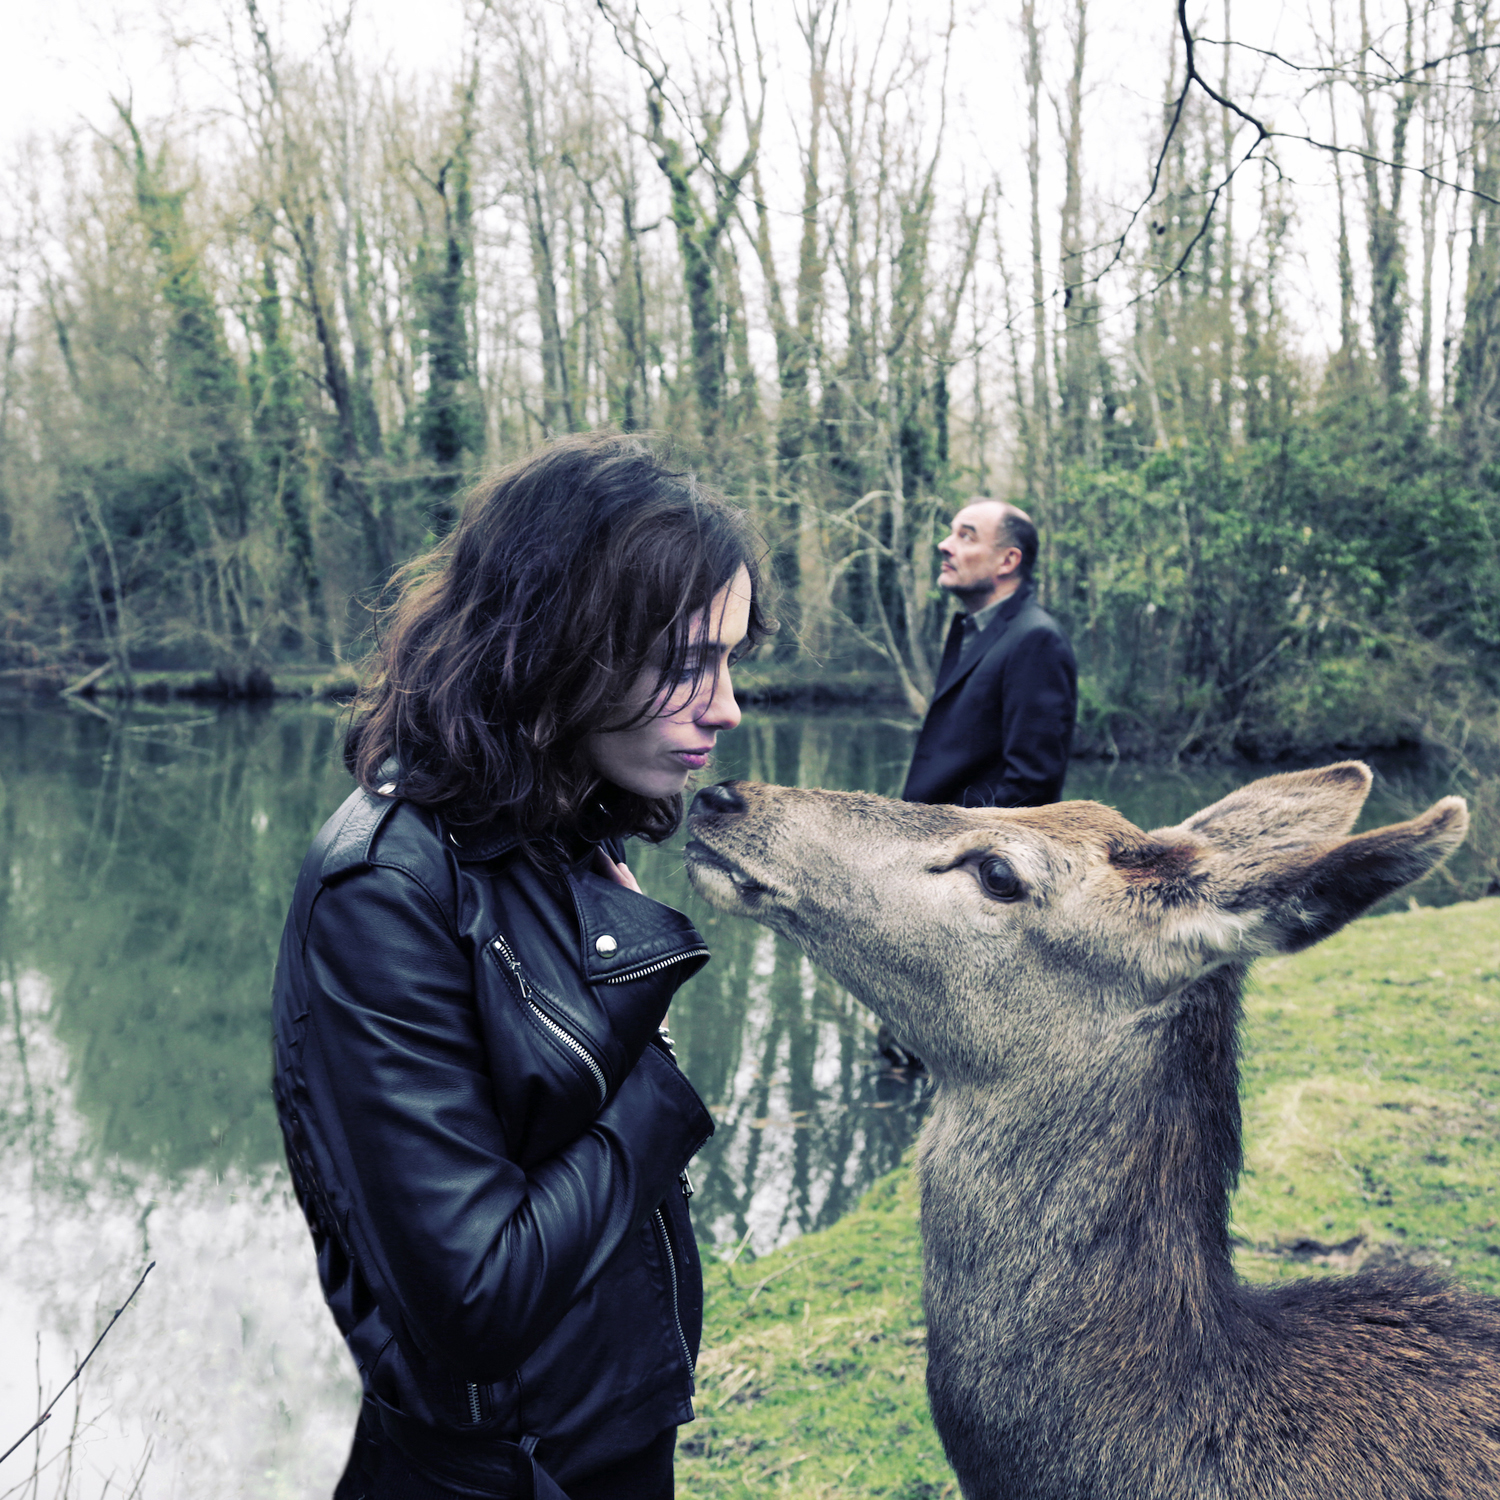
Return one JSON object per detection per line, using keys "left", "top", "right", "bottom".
{"left": 443, "top": 819, "right": 523, "bottom": 863}
{"left": 445, "top": 811, "right": 706, "bottom": 985}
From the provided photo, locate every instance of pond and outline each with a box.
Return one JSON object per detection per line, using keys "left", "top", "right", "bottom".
{"left": 0, "top": 699, "right": 1487, "bottom": 1497}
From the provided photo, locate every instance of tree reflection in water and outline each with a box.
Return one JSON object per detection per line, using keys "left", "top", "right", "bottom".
{"left": 630, "top": 713, "right": 933, "bottom": 1255}
{"left": 0, "top": 703, "right": 360, "bottom": 1497}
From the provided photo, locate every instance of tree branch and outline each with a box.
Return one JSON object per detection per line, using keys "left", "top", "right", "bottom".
{"left": 0, "top": 1263, "right": 155, "bottom": 1470}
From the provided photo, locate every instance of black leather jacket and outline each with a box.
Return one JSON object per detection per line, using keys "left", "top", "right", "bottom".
{"left": 271, "top": 788, "right": 715, "bottom": 1493}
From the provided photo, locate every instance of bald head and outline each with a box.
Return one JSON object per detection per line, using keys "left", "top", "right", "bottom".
{"left": 937, "top": 498, "right": 1038, "bottom": 613}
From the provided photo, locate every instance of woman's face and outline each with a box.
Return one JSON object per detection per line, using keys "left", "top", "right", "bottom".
{"left": 582, "top": 565, "right": 752, "bottom": 800}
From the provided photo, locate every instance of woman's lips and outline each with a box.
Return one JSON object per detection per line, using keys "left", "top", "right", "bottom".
{"left": 674, "top": 748, "right": 712, "bottom": 769}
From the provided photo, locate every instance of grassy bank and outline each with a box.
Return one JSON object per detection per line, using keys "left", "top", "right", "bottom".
{"left": 679, "top": 898, "right": 1500, "bottom": 1498}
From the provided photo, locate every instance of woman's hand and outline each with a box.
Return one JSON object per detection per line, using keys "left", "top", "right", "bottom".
{"left": 593, "top": 847, "right": 643, "bottom": 895}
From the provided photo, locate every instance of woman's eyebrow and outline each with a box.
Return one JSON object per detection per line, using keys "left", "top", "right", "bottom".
{"left": 685, "top": 634, "right": 735, "bottom": 657}
{"left": 670, "top": 644, "right": 718, "bottom": 674}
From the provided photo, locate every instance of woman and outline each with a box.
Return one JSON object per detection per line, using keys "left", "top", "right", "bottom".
{"left": 271, "top": 433, "right": 770, "bottom": 1500}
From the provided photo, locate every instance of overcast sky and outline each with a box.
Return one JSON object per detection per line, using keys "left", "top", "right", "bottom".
{"left": 1, "top": 0, "right": 469, "bottom": 144}
{"left": 0, "top": 0, "right": 1444, "bottom": 365}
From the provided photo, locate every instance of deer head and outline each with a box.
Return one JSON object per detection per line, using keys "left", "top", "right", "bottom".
{"left": 684, "top": 764, "right": 1467, "bottom": 1083}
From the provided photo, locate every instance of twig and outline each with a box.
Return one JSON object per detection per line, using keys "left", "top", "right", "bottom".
{"left": 746, "top": 1250, "right": 829, "bottom": 1304}
{"left": 0, "top": 1264, "right": 156, "bottom": 1470}
{"left": 1023, "top": 0, "right": 1500, "bottom": 337}
{"left": 721, "top": 1223, "right": 756, "bottom": 1271}
{"left": 61, "top": 663, "right": 113, "bottom": 698}
{"left": 759, "top": 1451, "right": 810, "bottom": 1478}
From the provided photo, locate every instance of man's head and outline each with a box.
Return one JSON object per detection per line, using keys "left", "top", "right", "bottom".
{"left": 937, "top": 499, "right": 1038, "bottom": 613}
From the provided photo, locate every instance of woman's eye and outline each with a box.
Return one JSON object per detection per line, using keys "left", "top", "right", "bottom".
{"left": 976, "top": 856, "right": 1025, "bottom": 901}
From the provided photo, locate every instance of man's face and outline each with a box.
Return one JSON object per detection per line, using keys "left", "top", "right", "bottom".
{"left": 937, "top": 503, "right": 1020, "bottom": 601}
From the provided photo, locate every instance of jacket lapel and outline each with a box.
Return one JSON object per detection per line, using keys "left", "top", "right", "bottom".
{"left": 932, "top": 615, "right": 967, "bottom": 696}
{"left": 928, "top": 584, "right": 1034, "bottom": 706}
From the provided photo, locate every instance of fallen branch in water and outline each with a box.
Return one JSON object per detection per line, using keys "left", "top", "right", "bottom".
{"left": 0, "top": 1262, "right": 156, "bottom": 1469}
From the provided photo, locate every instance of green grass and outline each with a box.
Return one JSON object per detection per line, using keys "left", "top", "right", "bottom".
{"left": 679, "top": 898, "right": 1500, "bottom": 1498}
{"left": 681, "top": 1167, "right": 950, "bottom": 1499}
{"left": 1233, "top": 899, "right": 1500, "bottom": 1291}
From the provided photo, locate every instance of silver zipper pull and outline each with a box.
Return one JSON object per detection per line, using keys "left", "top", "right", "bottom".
{"left": 491, "top": 937, "right": 531, "bottom": 998}
{"left": 679, "top": 1169, "right": 694, "bottom": 1200}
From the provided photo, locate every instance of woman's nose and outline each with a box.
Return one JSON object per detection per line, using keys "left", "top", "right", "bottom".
{"left": 696, "top": 668, "right": 741, "bottom": 731}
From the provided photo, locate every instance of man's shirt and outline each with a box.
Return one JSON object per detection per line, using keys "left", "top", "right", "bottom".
{"left": 957, "top": 597, "right": 1006, "bottom": 666}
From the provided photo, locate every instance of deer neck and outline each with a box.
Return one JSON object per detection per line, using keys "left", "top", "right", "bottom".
{"left": 916, "top": 967, "right": 1244, "bottom": 1341}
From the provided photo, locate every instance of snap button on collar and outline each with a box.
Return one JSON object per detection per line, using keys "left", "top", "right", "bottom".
{"left": 595, "top": 934, "right": 618, "bottom": 958}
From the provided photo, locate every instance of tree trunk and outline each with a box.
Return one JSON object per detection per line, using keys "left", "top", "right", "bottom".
{"left": 1023, "top": 0, "right": 1054, "bottom": 497}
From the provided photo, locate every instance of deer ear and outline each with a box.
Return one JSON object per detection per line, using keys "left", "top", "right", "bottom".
{"left": 1157, "top": 761, "right": 1374, "bottom": 853}
{"left": 1222, "top": 796, "right": 1468, "bottom": 956}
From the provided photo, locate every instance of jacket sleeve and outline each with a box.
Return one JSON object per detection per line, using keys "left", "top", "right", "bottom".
{"left": 980, "top": 627, "right": 1078, "bottom": 808}
{"left": 300, "top": 858, "right": 710, "bottom": 1380}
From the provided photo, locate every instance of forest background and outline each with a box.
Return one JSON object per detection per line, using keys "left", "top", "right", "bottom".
{"left": 3, "top": 0, "right": 1500, "bottom": 763}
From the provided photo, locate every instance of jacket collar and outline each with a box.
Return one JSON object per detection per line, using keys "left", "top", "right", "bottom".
{"left": 443, "top": 820, "right": 523, "bottom": 863}
{"left": 569, "top": 865, "right": 707, "bottom": 984}
{"left": 445, "top": 812, "right": 707, "bottom": 983}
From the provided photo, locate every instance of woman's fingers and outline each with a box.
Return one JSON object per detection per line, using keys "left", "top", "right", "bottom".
{"left": 593, "top": 848, "right": 644, "bottom": 895}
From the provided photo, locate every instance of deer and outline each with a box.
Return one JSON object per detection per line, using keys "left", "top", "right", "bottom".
{"left": 683, "top": 763, "right": 1500, "bottom": 1499}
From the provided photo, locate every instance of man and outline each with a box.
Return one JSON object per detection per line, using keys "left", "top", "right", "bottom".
{"left": 902, "top": 499, "right": 1077, "bottom": 809}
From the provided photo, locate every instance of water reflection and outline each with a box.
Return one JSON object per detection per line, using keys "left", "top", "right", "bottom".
{"left": 627, "top": 714, "right": 931, "bottom": 1254}
{"left": 0, "top": 698, "right": 1488, "bottom": 1497}
{"left": 0, "top": 705, "right": 359, "bottom": 1498}
{"left": 0, "top": 702, "right": 929, "bottom": 1498}
{"left": 0, "top": 965, "right": 358, "bottom": 1499}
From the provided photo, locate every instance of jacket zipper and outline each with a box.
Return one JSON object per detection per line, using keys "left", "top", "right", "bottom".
{"left": 490, "top": 935, "right": 607, "bottom": 1107}
{"left": 600, "top": 947, "right": 710, "bottom": 985}
{"left": 654, "top": 1207, "right": 695, "bottom": 1391}
{"left": 465, "top": 1382, "right": 482, "bottom": 1423}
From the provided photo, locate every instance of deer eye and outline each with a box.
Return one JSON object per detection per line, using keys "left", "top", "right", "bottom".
{"left": 976, "top": 856, "right": 1025, "bottom": 901}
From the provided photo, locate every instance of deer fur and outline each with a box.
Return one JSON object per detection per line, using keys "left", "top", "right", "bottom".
{"left": 684, "top": 764, "right": 1500, "bottom": 1499}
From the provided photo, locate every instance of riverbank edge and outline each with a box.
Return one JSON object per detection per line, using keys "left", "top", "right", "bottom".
{"left": 0, "top": 662, "right": 912, "bottom": 711}
{"left": 680, "top": 897, "right": 1500, "bottom": 1498}
{"left": 0, "top": 662, "right": 1473, "bottom": 766}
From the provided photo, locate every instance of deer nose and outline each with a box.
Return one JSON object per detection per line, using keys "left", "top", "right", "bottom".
{"left": 691, "top": 782, "right": 745, "bottom": 817}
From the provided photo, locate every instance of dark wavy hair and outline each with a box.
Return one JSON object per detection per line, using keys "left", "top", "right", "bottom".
{"left": 345, "top": 432, "right": 771, "bottom": 852}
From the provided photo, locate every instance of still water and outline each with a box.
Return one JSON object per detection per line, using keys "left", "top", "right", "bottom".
{"left": 0, "top": 700, "right": 1487, "bottom": 1497}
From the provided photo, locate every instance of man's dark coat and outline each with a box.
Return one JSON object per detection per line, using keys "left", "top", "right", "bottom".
{"left": 902, "top": 581, "right": 1077, "bottom": 808}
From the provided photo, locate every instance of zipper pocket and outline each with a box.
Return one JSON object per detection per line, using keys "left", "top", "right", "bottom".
{"left": 655, "top": 1206, "right": 695, "bottom": 1388}
{"left": 489, "top": 935, "right": 607, "bottom": 1107}
{"left": 600, "top": 947, "right": 710, "bottom": 985}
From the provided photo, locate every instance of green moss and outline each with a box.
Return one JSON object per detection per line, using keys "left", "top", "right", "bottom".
{"left": 681, "top": 899, "right": 1500, "bottom": 1496}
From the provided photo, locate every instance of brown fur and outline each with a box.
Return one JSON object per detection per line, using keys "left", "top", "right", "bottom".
{"left": 685, "top": 766, "right": 1498, "bottom": 1499}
